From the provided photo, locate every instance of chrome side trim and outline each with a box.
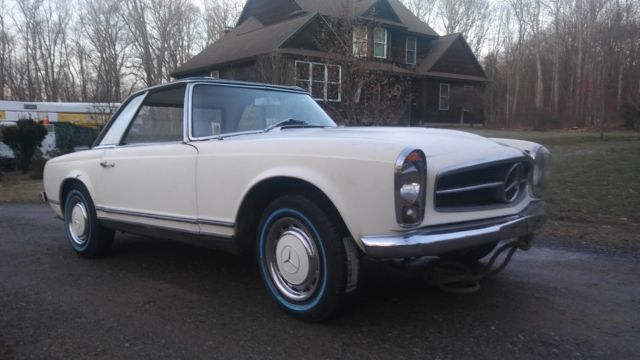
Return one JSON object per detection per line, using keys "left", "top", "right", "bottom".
{"left": 198, "top": 218, "right": 237, "bottom": 227}
{"left": 361, "top": 201, "right": 549, "bottom": 258}
{"left": 40, "top": 191, "right": 48, "bottom": 203}
{"left": 94, "top": 206, "right": 235, "bottom": 228}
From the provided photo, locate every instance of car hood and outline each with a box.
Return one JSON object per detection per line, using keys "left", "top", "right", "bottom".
{"left": 275, "top": 126, "right": 522, "bottom": 159}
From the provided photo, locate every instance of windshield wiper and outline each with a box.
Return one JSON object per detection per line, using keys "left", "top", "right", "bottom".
{"left": 264, "top": 118, "right": 315, "bottom": 132}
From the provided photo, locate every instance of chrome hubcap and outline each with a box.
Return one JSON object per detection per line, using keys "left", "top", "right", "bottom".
{"left": 68, "top": 202, "right": 88, "bottom": 246}
{"left": 266, "top": 218, "right": 320, "bottom": 302}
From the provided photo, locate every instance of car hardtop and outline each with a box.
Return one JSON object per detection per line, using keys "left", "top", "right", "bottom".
{"left": 93, "top": 77, "right": 311, "bottom": 148}
{"left": 130, "top": 77, "right": 308, "bottom": 98}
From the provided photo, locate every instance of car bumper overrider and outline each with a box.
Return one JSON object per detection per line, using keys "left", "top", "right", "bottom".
{"left": 361, "top": 201, "right": 550, "bottom": 258}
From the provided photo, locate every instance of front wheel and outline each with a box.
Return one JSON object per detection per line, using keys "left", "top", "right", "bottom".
{"left": 64, "top": 184, "right": 114, "bottom": 258}
{"left": 257, "top": 195, "right": 349, "bottom": 322}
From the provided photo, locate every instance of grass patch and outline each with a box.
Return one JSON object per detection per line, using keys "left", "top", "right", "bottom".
{"left": 468, "top": 130, "right": 640, "bottom": 247}
{"left": 0, "top": 172, "right": 43, "bottom": 203}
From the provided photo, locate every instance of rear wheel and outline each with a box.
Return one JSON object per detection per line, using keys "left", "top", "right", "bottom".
{"left": 64, "top": 184, "right": 114, "bottom": 258}
{"left": 257, "top": 195, "right": 349, "bottom": 322}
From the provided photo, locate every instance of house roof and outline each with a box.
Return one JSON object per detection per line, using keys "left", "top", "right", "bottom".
{"left": 416, "top": 33, "right": 488, "bottom": 81}
{"left": 294, "top": 0, "right": 438, "bottom": 36}
{"left": 172, "top": 12, "right": 318, "bottom": 77}
{"left": 417, "top": 33, "right": 460, "bottom": 73}
{"left": 171, "top": 0, "right": 484, "bottom": 81}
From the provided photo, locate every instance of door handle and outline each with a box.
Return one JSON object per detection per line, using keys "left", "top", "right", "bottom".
{"left": 100, "top": 161, "right": 115, "bottom": 168}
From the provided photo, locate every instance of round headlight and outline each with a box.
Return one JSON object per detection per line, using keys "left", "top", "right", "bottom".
{"left": 532, "top": 145, "right": 551, "bottom": 197}
{"left": 400, "top": 182, "right": 421, "bottom": 204}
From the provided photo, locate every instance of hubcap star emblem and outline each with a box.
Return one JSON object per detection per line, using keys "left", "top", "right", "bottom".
{"left": 280, "top": 245, "right": 300, "bottom": 274}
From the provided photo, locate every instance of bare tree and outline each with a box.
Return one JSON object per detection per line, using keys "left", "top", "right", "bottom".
{"left": 437, "top": 0, "right": 492, "bottom": 54}
{"left": 83, "top": 0, "right": 131, "bottom": 102}
{"left": 401, "top": 0, "right": 438, "bottom": 27}
{"left": 203, "top": 0, "right": 242, "bottom": 45}
{"left": 0, "top": 0, "right": 11, "bottom": 100}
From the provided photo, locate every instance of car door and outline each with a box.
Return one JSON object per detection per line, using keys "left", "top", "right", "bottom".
{"left": 92, "top": 85, "right": 199, "bottom": 234}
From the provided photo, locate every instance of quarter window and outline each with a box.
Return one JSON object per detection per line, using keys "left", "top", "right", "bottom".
{"left": 353, "top": 26, "right": 367, "bottom": 57}
{"left": 99, "top": 94, "right": 146, "bottom": 146}
{"left": 122, "top": 86, "right": 186, "bottom": 144}
{"left": 373, "top": 27, "right": 387, "bottom": 59}
{"left": 439, "top": 83, "right": 450, "bottom": 111}
{"left": 406, "top": 36, "right": 417, "bottom": 65}
{"left": 295, "top": 61, "right": 342, "bottom": 102}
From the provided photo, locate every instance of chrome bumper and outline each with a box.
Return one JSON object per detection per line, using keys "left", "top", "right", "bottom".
{"left": 361, "top": 201, "right": 550, "bottom": 258}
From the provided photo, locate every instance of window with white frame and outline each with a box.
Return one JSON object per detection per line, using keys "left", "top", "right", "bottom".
{"left": 373, "top": 27, "right": 387, "bottom": 59}
{"left": 353, "top": 26, "right": 368, "bottom": 57}
{"left": 439, "top": 83, "right": 450, "bottom": 111}
{"left": 295, "top": 61, "right": 342, "bottom": 102}
{"left": 463, "top": 85, "right": 474, "bottom": 111}
{"left": 210, "top": 70, "right": 220, "bottom": 79}
{"left": 406, "top": 36, "right": 417, "bottom": 65}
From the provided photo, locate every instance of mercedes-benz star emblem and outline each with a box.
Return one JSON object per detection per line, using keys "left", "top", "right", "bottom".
{"left": 280, "top": 245, "right": 299, "bottom": 274}
{"left": 501, "top": 163, "right": 524, "bottom": 203}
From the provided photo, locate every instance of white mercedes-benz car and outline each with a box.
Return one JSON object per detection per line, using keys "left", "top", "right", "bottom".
{"left": 43, "top": 78, "right": 550, "bottom": 321}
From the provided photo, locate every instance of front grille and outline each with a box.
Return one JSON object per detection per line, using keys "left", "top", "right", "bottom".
{"left": 435, "top": 158, "right": 531, "bottom": 211}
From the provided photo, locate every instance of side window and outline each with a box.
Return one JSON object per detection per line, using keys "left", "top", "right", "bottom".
{"left": 122, "top": 86, "right": 186, "bottom": 144}
{"left": 99, "top": 94, "right": 145, "bottom": 146}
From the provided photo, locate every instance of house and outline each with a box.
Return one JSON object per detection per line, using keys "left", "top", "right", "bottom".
{"left": 171, "top": 0, "right": 488, "bottom": 126}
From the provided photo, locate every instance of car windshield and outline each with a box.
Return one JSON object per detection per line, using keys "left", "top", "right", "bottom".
{"left": 191, "top": 85, "right": 336, "bottom": 138}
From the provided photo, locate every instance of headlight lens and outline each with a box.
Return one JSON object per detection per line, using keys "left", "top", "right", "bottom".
{"left": 395, "top": 149, "right": 426, "bottom": 227}
{"left": 531, "top": 145, "right": 551, "bottom": 197}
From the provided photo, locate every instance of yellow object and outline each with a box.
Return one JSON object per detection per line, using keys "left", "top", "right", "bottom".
{"left": 0, "top": 111, "right": 5, "bottom": 121}
{"left": 57, "top": 113, "right": 100, "bottom": 127}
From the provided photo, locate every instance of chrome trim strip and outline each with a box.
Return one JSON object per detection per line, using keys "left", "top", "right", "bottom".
{"left": 361, "top": 201, "right": 549, "bottom": 258}
{"left": 99, "top": 218, "right": 233, "bottom": 239}
{"left": 94, "top": 206, "right": 235, "bottom": 228}
{"left": 40, "top": 191, "right": 48, "bottom": 203}
{"left": 198, "top": 218, "right": 236, "bottom": 227}
{"left": 435, "top": 181, "right": 504, "bottom": 195}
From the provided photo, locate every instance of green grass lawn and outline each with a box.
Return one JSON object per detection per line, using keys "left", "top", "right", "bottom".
{"left": 469, "top": 130, "right": 640, "bottom": 247}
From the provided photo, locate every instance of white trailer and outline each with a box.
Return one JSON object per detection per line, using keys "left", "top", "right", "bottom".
{"left": 0, "top": 100, "right": 119, "bottom": 161}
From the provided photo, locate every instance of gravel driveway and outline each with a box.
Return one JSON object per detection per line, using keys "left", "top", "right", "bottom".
{"left": 1, "top": 203, "right": 638, "bottom": 359}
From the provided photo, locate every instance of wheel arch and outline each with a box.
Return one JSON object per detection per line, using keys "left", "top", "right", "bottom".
{"left": 59, "top": 174, "right": 93, "bottom": 213}
{"left": 234, "top": 176, "right": 352, "bottom": 255}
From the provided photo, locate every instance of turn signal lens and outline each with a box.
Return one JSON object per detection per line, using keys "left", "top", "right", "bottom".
{"left": 395, "top": 149, "right": 426, "bottom": 227}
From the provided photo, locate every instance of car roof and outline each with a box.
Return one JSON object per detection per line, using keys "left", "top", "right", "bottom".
{"left": 131, "top": 77, "right": 308, "bottom": 97}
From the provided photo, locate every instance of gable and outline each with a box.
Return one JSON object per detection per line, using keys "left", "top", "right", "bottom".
{"left": 363, "top": 0, "right": 402, "bottom": 23}
{"left": 429, "top": 37, "right": 486, "bottom": 78}
{"left": 237, "top": 0, "right": 301, "bottom": 26}
{"left": 280, "top": 16, "right": 340, "bottom": 51}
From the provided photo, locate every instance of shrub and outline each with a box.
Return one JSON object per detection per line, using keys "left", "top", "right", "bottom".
{"left": 1, "top": 119, "right": 48, "bottom": 173}
{"left": 29, "top": 149, "right": 46, "bottom": 179}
